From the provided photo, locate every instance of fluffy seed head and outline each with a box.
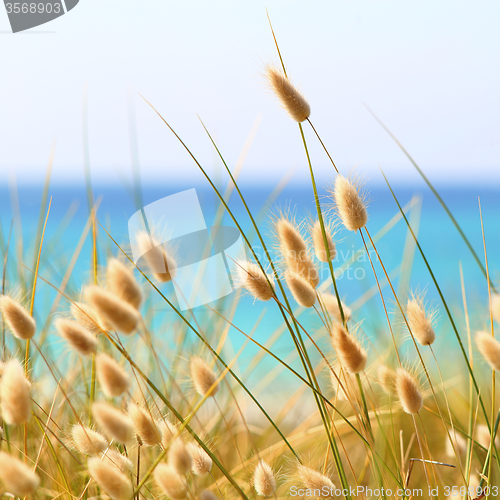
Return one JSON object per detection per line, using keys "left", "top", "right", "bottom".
{"left": 55, "top": 318, "right": 97, "bottom": 356}
{"left": 266, "top": 65, "right": 310, "bottom": 122}
{"left": 445, "top": 431, "right": 467, "bottom": 457}
{"left": 137, "top": 232, "right": 177, "bottom": 283}
{"left": 169, "top": 438, "right": 192, "bottom": 475}
{"left": 154, "top": 463, "right": 187, "bottom": 500}
{"left": 406, "top": 295, "right": 436, "bottom": 346}
{"left": 88, "top": 456, "right": 132, "bottom": 500}
{"left": 277, "top": 218, "right": 318, "bottom": 287}
{"left": 103, "top": 449, "right": 134, "bottom": 472}
{"left": 0, "top": 296, "right": 36, "bottom": 340}
{"left": 476, "top": 332, "right": 500, "bottom": 371}
{"left": 491, "top": 294, "right": 500, "bottom": 325}
{"left": 1, "top": 359, "right": 31, "bottom": 425}
{"left": 71, "top": 301, "right": 107, "bottom": 334}
{"left": 237, "top": 261, "right": 275, "bottom": 301}
{"left": 159, "top": 419, "right": 177, "bottom": 448}
{"left": 253, "top": 460, "right": 276, "bottom": 497}
{"left": 107, "top": 258, "right": 143, "bottom": 309}
{"left": 332, "top": 175, "right": 368, "bottom": 232}
{"left": 311, "top": 220, "right": 336, "bottom": 262}
{"left": 187, "top": 442, "right": 212, "bottom": 476}
{"left": 297, "top": 465, "right": 335, "bottom": 498}
{"left": 92, "top": 402, "right": 134, "bottom": 443}
{"left": 396, "top": 368, "right": 423, "bottom": 414}
{"left": 321, "top": 294, "right": 351, "bottom": 323}
{"left": 84, "top": 285, "right": 139, "bottom": 334}
{"left": 190, "top": 357, "right": 219, "bottom": 397}
{"left": 200, "top": 491, "right": 218, "bottom": 500}
{"left": 377, "top": 365, "right": 397, "bottom": 394}
{"left": 330, "top": 324, "right": 367, "bottom": 374}
{"left": 285, "top": 270, "right": 316, "bottom": 308}
{"left": 476, "top": 424, "right": 499, "bottom": 449}
{"left": 96, "top": 353, "right": 130, "bottom": 398}
{"left": 0, "top": 451, "right": 40, "bottom": 496}
{"left": 71, "top": 424, "right": 108, "bottom": 455}
{"left": 128, "top": 404, "right": 162, "bottom": 446}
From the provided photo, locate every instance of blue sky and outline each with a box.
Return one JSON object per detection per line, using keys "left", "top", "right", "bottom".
{"left": 0, "top": 1, "right": 499, "bottom": 186}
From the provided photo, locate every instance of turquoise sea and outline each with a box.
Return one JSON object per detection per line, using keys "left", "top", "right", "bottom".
{"left": 0, "top": 181, "right": 498, "bottom": 377}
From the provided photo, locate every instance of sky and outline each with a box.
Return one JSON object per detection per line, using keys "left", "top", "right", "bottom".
{"left": 0, "top": 1, "right": 499, "bottom": 187}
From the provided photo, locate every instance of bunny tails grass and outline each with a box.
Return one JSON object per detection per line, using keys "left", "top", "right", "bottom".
{"left": 92, "top": 402, "right": 134, "bottom": 443}
{"left": 96, "top": 353, "right": 131, "bottom": 397}
{"left": 476, "top": 331, "right": 500, "bottom": 370}
{"left": 330, "top": 323, "right": 367, "bottom": 374}
{"left": 154, "top": 464, "right": 188, "bottom": 500}
{"left": 253, "top": 460, "right": 276, "bottom": 497}
{"left": 136, "top": 231, "right": 177, "bottom": 283}
{"left": 128, "top": 403, "right": 162, "bottom": 446}
{"left": 406, "top": 293, "right": 436, "bottom": 346}
{"left": 84, "top": 285, "right": 139, "bottom": 334}
{"left": 285, "top": 269, "right": 316, "bottom": 308}
{"left": 1, "top": 359, "right": 31, "bottom": 424}
{"left": 88, "top": 457, "right": 133, "bottom": 500}
{"left": 71, "top": 424, "right": 108, "bottom": 456}
{"left": 332, "top": 174, "right": 368, "bottom": 232}
{"left": 106, "top": 257, "right": 142, "bottom": 309}
{"left": 0, "top": 295, "right": 36, "bottom": 340}
{"left": 265, "top": 65, "right": 310, "bottom": 122}
{"left": 396, "top": 368, "right": 423, "bottom": 414}
{"left": 237, "top": 261, "right": 275, "bottom": 301}
{"left": 169, "top": 438, "right": 192, "bottom": 475}
{"left": 190, "top": 356, "right": 219, "bottom": 397}
{"left": 297, "top": 465, "right": 335, "bottom": 498}
{"left": 0, "top": 452, "right": 40, "bottom": 496}
{"left": 311, "top": 219, "right": 336, "bottom": 262}
{"left": 55, "top": 317, "right": 97, "bottom": 356}
{"left": 187, "top": 442, "right": 212, "bottom": 476}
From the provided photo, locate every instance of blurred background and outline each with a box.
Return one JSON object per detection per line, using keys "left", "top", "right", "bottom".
{"left": 0, "top": 1, "right": 498, "bottom": 353}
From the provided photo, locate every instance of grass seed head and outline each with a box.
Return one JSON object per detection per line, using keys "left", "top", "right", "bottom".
{"left": 55, "top": 318, "right": 97, "bottom": 356}
{"left": 297, "top": 465, "right": 335, "bottom": 498}
{"left": 84, "top": 285, "right": 139, "bottom": 334}
{"left": 330, "top": 323, "right": 367, "bottom": 374}
{"left": 476, "top": 331, "right": 500, "bottom": 371}
{"left": 128, "top": 403, "right": 162, "bottom": 446}
{"left": 285, "top": 270, "right": 316, "bottom": 308}
{"left": 107, "top": 257, "right": 143, "bottom": 309}
{"left": 0, "top": 296, "right": 36, "bottom": 340}
{"left": 377, "top": 365, "right": 397, "bottom": 395}
{"left": 200, "top": 490, "right": 218, "bottom": 500}
{"left": 92, "top": 402, "right": 134, "bottom": 443}
{"left": 253, "top": 460, "right": 276, "bottom": 497}
{"left": 406, "top": 294, "right": 436, "bottom": 346}
{"left": 321, "top": 293, "right": 351, "bottom": 323}
{"left": 102, "top": 449, "right": 134, "bottom": 472}
{"left": 311, "top": 220, "right": 336, "bottom": 262}
{"left": 0, "top": 359, "right": 31, "bottom": 425}
{"left": 169, "top": 438, "right": 192, "bottom": 475}
{"left": 71, "top": 424, "right": 108, "bottom": 456}
{"left": 237, "top": 261, "right": 275, "bottom": 301}
{"left": 96, "top": 353, "right": 131, "bottom": 398}
{"left": 332, "top": 175, "right": 368, "bottom": 232}
{"left": 265, "top": 65, "right": 310, "bottom": 122}
{"left": 88, "top": 456, "right": 132, "bottom": 500}
{"left": 396, "top": 368, "right": 423, "bottom": 414}
{"left": 137, "top": 232, "right": 177, "bottom": 283}
{"left": 187, "top": 442, "right": 212, "bottom": 476}
{"left": 159, "top": 419, "right": 177, "bottom": 448}
{"left": 71, "top": 301, "right": 107, "bottom": 334}
{"left": 0, "top": 451, "right": 40, "bottom": 496}
{"left": 154, "top": 463, "right": 188, "bottom": 500}
{"left": 190, "top": 356, "right": 219, "bottom": 397}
